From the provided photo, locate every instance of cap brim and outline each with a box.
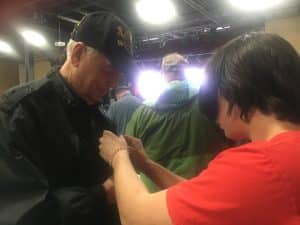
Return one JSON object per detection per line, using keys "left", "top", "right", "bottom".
{"left": 105, "top": 50, "right": 135, "bottom": 76}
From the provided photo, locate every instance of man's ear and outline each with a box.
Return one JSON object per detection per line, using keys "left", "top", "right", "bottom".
{"left": 70, "top": 42, "right": 86, "bottom": 67}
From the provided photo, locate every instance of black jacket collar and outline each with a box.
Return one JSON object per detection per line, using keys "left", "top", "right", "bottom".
{"left": 47, "top": 67, "right": 99, "bottom": 110}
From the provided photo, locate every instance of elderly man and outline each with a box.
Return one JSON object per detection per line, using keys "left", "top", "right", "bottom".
{"left": 0, "top": 11, "right": 132, "bottom": 225}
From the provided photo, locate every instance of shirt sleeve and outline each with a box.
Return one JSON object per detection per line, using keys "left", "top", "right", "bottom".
{"left": 106, "top": 104, "right": 116, "bottom": 121}
{"left": 125, "top": 106, "right": 142, "bottom": 137}
{"left": 166, "top": 146, "right": 289, "bottom": 225}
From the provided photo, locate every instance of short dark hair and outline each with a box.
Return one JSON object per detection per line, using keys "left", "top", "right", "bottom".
{"left": 201, "top": 32, "right": 300, "bottom": 123}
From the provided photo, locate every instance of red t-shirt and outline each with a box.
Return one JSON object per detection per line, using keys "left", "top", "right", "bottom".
{"left": 167, "top": 131, "right": 300, "bottom": 225}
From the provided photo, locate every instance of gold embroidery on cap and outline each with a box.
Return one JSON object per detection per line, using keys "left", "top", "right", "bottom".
{"left": 116, "top": 26, "right": 132, "bottom": 55}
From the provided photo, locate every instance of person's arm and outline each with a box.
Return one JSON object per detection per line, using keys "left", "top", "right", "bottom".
{"left": 99, "top": 131, "right": 172, "bottom": 225}
{"left": 139, "top": 159, "right": 185, "bottom": 189}
{"left": 102, "top": 177, "right": 116, "bottom": 205}
{"left": 125, "top": 135, "right": 185, "bottom": 189}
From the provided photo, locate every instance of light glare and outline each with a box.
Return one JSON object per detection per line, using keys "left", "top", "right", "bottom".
{"left": 184, "top": 67, "right": 206, "bottom": 90}
{"left": 229, "top": 0, "right": 285, "bottom": 11}
{"left": 137, "top": 70, "right": 167, "bottom": 103}
{"left": 136, "top": 0, "right": 176, "bottom": 25}
{"left": 0, "top": 40, "right": 14, "bottom": 54}
{"left": 21, "top": 29, "right": 47, "bottom": 47}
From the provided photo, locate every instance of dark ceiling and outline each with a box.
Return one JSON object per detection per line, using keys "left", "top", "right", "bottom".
{"left": 1, "top": 0, "right": 300, "bottom": 62}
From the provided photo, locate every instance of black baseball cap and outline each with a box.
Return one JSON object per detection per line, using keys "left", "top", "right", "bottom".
{"left": 70, "top": 11, "right": 133, "bottom": 74}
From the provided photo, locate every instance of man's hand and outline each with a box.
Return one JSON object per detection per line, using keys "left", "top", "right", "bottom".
{"left": 102, "top": 178, "right": 115, "bottom": 205}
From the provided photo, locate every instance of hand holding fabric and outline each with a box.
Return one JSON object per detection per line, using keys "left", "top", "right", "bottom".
{"left": 124, "top": 135, "right": 150, "bottom": 170}
{"left": 99, "top": 130, "right": 128, "bottom": 167}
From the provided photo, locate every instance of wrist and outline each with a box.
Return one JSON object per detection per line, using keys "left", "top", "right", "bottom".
{"left": 111, "top": 149, "right": 128, "bottom": 168}
{"left": 139, "top": 158, "right": 154, "bottom": 172}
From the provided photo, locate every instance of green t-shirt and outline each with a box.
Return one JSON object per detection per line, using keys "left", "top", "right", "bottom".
{"left": 126, "top": 96, "right": 226, "bottom": 192}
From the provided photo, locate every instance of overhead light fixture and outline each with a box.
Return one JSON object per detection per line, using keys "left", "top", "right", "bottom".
{"left": 142, "top": 37, "right": 160, "bottom": 42}
{"left": 136, "top": 0, "right": 177, "bottom": 25}
{"left": 216, "top": 26, "right": 231, "bottom": 31}
{"left": 21, "top": 29, "right": 47, "bottom": 47}
{"left": 229, "top": 0, "right": 285, "bottom": 11}
{"left": 54, "top": 20, "right": 66, "bottom": 47}
{"left": 54, "top": 41, "right": 66, "bottom": 47}
{"left": 148, "top": 37, "right": 160, "bottom": 41}
{"left": 0, "top": 40, "right": 15, "bottom": 54}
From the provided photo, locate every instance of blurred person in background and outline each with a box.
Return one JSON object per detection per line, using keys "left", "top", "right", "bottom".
{"left": 106, "top": 85, "right": 142, "bottom": 134}
{"left": 125, "top": 52, "right": 229, "bottom": 192}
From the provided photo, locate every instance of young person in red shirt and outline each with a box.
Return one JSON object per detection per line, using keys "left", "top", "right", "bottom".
{"left": 99, "top": 32, "right": 300, "bottom": 225}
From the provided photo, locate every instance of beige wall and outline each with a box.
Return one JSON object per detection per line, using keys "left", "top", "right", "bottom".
{"left": 266, "top": 15, "right": 300, "bottom": 52}
{"left": 34, "top": 60, "right": 51, "bottom": 80}
{"left": 0, "top": 58, "right": 51, "bottom": 94}
{"left": 0, "top": 60, "right": 19, "bottom": 94}
{"left": 18, "top": 59, "right": 51, "bottom": 82}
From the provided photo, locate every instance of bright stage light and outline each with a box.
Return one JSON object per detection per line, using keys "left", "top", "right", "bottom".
{"left": 136, "top": 0, "right": 177, "bottom": 25}
{"left": 184, "top": 67, "right": 206, "bottom": 90}
{"left": 137, "top": 70, "right": 167, "bottom": 103}
{"left": 0, "top": 40, "right": 15, "bottom": 54}
{"left": 229, "top": 0, "right": 285, "bottom": 11}
{"left": 21, "top": 29, "right": 47, "bottom": 48}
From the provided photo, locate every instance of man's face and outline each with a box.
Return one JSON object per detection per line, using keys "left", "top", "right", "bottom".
{"left": 78, "top": 48, "right": 121, "bottom": 104}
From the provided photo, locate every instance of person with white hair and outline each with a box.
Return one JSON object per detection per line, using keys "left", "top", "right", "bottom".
{"left": 0, "top": 11, "right": 132, "bottom": 225}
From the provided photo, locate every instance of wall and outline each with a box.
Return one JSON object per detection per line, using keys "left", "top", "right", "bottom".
{"left": 34, "top": 59, "right": 51, "bottom": 80}
{"left": 0, "top": 57, "right": 51, "bottom": 94}
{"left": 18, "top": 59, "right": 51, "bottom": 84}
{"left": 0, "top": 59, "right": 19, "bottom": 94}
{"left": 265, "top": 15, "right": 300, "bottom": 53}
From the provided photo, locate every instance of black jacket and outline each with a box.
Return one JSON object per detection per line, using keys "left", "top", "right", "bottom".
{"left": 0, "top": 68, "right": 119, "bottom": 225}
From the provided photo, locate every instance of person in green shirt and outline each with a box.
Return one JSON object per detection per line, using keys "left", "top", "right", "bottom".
{"left": 126, "top": 53, "right": 229, "bottom": 192}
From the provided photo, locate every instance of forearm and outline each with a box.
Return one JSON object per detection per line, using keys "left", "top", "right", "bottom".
{"left": 113, "top": 151, "right": 150, "bottom": 225}
{"left": 99, "top": 131, "right": 172, "bottom": 225}
{"left": 140, "top": 159, "right": 185, "bottom": 189}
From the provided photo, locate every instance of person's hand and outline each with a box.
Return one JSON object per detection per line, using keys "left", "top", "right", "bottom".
{"left": 99, "top": 130, "right": 128, "bottom": 166}
{"left": 124, "top": 135, "right": 150, "bottom": 170}
{"left": 103, "top": 178, "right": 115, "bottom": 205}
